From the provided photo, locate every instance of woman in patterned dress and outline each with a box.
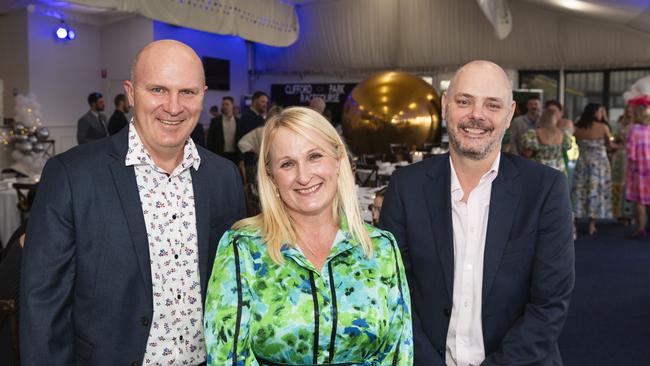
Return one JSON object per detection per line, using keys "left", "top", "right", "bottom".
{"left": 625, "top": 100, "right": 650, "bottom": 237}
{"left": 520, "top": 109, "right": 572, "bottom": 174}
{"left": 610, "top": 104, "right": 635, "bottom": 224}
{"left": 571, "top": 103, "right": 613, "bottom": 235}
{"left": 204, "top": 107, "right": 413, "bottom": 365}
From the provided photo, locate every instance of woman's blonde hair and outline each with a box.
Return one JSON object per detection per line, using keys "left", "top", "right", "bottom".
{"left": 537, "top": 109, "right": 562, "bottom": 140}
{"left": 233, "top": 106, "right": 372, "bottom": 264}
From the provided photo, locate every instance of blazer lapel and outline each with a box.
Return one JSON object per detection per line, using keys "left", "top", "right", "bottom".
{"left": 107, "top": 129, "right": 153, "bottom": 303}
{"left": 190, "top": 158, "right": 210, "bottom": 301}
{"left": 482, "top": 154, "right": 521, "bottom": 303}
{"left": 423, "top": 155, "right": 454, "bottom": 301}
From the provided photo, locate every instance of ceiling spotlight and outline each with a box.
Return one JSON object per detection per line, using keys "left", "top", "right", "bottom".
{"left": 54, "top": 21, "right": 76, "bottom": 41}
{"left": 55, "top": 25, "right": 68, "bottom": 39}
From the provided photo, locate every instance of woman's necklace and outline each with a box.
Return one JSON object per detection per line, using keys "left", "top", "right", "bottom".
{"left": 297, "top": 225, "right": 338, "bottom": 259}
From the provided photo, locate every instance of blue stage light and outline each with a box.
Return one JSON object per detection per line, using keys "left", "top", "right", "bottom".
{"left": 54, "top": 21, "right": 75, "bottom": 41}
{"left": 55, "top": 25, "right": 68, "bottom": 39}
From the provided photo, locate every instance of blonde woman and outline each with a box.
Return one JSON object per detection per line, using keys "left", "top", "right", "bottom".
{"left": 520, "top": 109, "right": 572, "bottom": 174}
{"left": 204, "top": 107, "right": 413, "bottom": 365}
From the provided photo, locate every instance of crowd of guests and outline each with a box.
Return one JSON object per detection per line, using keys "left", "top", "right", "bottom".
{"left": 507, "top": 95, "right": 650, "bottom": 238}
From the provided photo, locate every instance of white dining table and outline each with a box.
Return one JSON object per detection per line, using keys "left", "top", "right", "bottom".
{"left": 0, "top": 182, "right": 20, "bottom": 248}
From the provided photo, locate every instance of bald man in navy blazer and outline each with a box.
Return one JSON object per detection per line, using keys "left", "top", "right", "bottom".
{"left": 20, "top": 40, "right": 246, "bottom": 365}
{"left": 381, "top": 61, "right": 574, "bottom": 366}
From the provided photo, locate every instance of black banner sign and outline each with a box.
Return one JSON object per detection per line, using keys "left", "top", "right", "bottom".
{"left": 271, "top": 83, "right": 357, "bottom": 125}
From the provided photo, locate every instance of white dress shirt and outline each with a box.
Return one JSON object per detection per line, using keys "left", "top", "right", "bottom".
{"left": 446, "top": 154, "right": 500, "bottom": 366}
{"left": 125, "top": 123, "right": 206, "bottom": 365}
{"left": 222, "top": 115, "right": 237, "bottom": 153}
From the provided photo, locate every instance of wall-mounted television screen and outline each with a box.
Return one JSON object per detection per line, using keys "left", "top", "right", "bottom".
{"left": 203, "top": 56, "right": 230, "bottom": 91}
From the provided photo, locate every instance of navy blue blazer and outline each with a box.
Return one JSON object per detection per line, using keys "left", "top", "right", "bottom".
{"left": 20, "top": 126, "right": 246, "bottom": 365}
{"left": 380, "top": 153, "right": 574, "bottom": 366}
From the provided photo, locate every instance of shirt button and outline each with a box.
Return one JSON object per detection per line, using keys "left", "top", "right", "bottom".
{"left": 177, "top": 294, "right": 181, "bottom": 300}
{"left": 172, "top": 214, "right": 177, "bottom": 220}
{"left": 168, "top": 178, "right": 171, "bottom": 183}
{"left": 464, "top": 301, "right": 469, "bottom": 308}
{"left": 179, "top": 335, "right": 184, "bottom": 341}
{"left": 175, "top": 254, "right": 179, "bottom": 259}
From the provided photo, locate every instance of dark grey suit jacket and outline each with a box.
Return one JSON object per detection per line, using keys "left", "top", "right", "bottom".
{"left": 20, "top": 127, "right": 246, "bottom": 365}
{"left": 380, "top": 153, "right": 575, "bottom": 366}
{"left": 77, "top": 111, "right": 109, "bottom": 144}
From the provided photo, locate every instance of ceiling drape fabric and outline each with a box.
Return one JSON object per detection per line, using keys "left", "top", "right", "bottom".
{"left": 254, "top": 0, "right": 650, "bottom": 74}
{"left": 68, "top": 0, "right": 299, "bottom": 46}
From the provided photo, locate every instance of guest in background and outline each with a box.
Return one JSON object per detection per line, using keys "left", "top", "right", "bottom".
{"left": 308, "top": 96, "right": 327, "bottom": 114}
{"left": 107, "top": 93, "right": 130, "bottom": 135}
{"left": 204, "top": 107, "right": 412, "bottom": 365}
{"left": 625, "top": 99, "right": 650, "bottom": 237}
{"left": 611, "top": 103, "right": 635, "bottom": 224}
{"left": 371, "top": 187, "right": 387, "bottom": 226}
{"left": 233, "top": 105, "right": 242, "bottom": 119}
{"left": 20, "top": 40, "right": 246, "bottom": 365}
{"left": 571, "top": 102, "right": 613, "bottom": 235}
{"left": 546, "top": 100, "right": 575, "bottom": 135}
{"left": 545, "top": 100, "right": 574, "bottom": 173}
{"left": 207, "top": 96, "right": 241, "bottom": 165}
{"left": 208, "top": 105, "right": 220, "bottom": 119}
{"left": 77, "top": 92, "right": 109, "bottom": 144}
{"left": 238, "top": 106, "right": 283, "bottom": 215}
{"left": 239, "top": 91, "right": 268, "bottom": 137}
{"left": 520, "top": 109, "right": 572, "bottom": 174}
{"left": 508, "top": 95, "right": 541, "bottom": 155}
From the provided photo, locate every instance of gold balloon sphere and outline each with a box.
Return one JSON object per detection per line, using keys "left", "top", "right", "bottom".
{"left": 342, "top": 71, "right": 440, "bottom": 155}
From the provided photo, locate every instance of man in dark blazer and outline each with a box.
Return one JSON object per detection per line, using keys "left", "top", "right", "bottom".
{"left": 20, "top": 40, "right": 246, "bottom": 365}
{"left": 381, "top": 60, "right": 574, "bottom": 366}
{"left": 238, "top": 91, "right": 268, "bottom": 137}
{"left": 207, "top": 96, "right": 242, "bottom": 165}
{"left": 107, "top": 93, "right": 130, "bottom": 135}
{"left": 77, "top": 92, "right": 109, "bottom": 144}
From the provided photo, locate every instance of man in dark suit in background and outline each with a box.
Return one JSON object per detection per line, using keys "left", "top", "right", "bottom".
{"left": 107, "top": 93, "right": 130, "bottom": 135}
{"left": 76, "top": 92, "right": 109, "bottom": 144}
{"left": 239, "top": 91, "right": 268, "bottom": 137}
{"left": 20, "top": 40, "right": 246, "bottom": 365}
{"left": 207, "top": 96, "right": 241, "bottom": 165}
{"left": 381, "top": 60, "right": 574, "bottom": 366}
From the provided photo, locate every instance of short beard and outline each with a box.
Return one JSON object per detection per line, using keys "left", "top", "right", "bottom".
{"left": 448, "top": 120, "right": 505, "bottom": 161}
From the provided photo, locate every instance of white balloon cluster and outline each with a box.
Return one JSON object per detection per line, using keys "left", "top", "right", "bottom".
{"left": 0, "top": 93, "right": 50, "bottom": 176}
{"left": 623, "top": 75, "right": 650, "bottom": 102}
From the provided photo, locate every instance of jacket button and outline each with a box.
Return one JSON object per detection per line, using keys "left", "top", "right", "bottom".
{"left": 443, "top": 308, "right": 451, "bottom": 317}
{"left": 140, "top": 317, "right": 150, "bottom": 326}
{"left": 131, "top": 362, "right": 139, "bottom": 366}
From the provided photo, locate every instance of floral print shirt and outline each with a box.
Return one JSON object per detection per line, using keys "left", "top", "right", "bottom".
{"left": 125, "top": 123, "right": 206, "bottom": 365}
{"left": 204, "top": 223, "right": 413, "bottom": 365}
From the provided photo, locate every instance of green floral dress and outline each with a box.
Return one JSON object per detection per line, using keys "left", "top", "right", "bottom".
{"left": 520, "top": 129, "right": 572, "bottom": 175}
{"left": 204, "top": 223, "right": 413, "bottom": 366}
